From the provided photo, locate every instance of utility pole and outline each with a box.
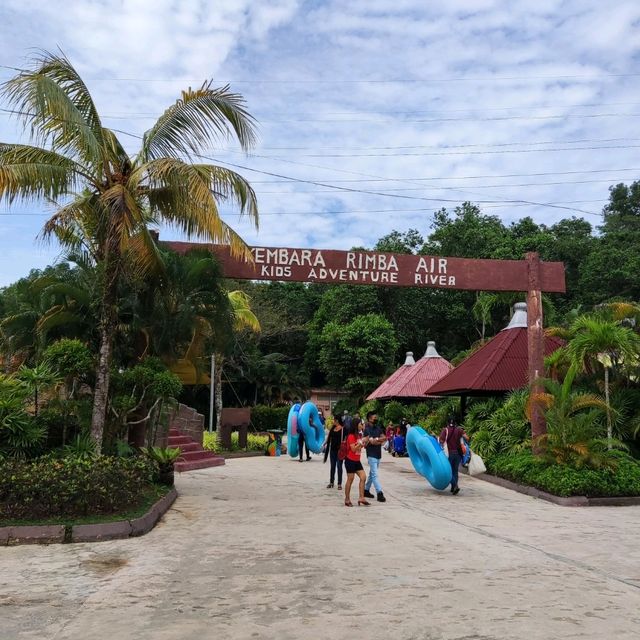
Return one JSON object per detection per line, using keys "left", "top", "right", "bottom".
{"left": 208, "top": 354, "right": 215, "bottom": 433}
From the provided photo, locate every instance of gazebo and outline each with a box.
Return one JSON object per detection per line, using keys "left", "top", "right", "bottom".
{"left": 367, "top": 342, "right": 453, "bottom": 401}
{"left": 425, "top": 303, "right": 564, "bottom": 413}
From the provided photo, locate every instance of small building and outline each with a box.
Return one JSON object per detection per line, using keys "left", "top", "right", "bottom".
{"left": 309, "top": 388, "right": 351, "bottom": 413}
{"left": 367, "top": 342, "right": 453, "bottom": 401}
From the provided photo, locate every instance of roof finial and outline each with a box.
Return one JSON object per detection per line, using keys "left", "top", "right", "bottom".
{"left": 503, "top": 302, "right": 528, "bottom": 330}
{"left": 423, "top": 341, "right": 441, "bottom": 358}
{"left": 403, "top": 352, "right": 416, "bottom": 365}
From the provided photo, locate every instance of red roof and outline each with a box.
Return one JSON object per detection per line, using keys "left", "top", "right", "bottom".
{"left": 425, "top": 328, "right": 564, "bottom": 396}
{"left": 368, "top": 344, "right": 453, "bottom": 400}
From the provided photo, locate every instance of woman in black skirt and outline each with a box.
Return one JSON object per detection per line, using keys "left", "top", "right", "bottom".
{"left": 344, "top": 419, "right": 370, "bottom": 507}
{"left": 323, "top": 415, "right": 345, "bottom": 489}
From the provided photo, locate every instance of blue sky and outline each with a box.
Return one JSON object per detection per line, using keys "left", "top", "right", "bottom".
{"left": 1, "top": 0, "right": 640, "bottom": 285}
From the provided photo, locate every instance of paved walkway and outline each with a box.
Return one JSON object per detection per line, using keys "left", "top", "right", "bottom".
{"left": 2, "top": 454, "right": 640, "bottom": 640}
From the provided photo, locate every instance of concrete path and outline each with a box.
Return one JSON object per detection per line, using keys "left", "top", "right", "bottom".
{"left": 2, "top": 454, "right": 639, "bottom": 640}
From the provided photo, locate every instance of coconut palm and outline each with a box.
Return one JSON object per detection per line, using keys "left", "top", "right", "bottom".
{"left": 0, "top": 52, "right": 258, "bottom": 449}
{"left": 566, "top": 315, "right": 640, "bottom": 447}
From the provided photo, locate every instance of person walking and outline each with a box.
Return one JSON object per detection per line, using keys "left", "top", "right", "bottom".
{"left": 323, "top": 415, "right": 345, "bottom": 489}
{"left": 439, "top": 416, "right": 469, "bottom": 495}
{"left": 298, "top": 424, "right": 311, "bottom": 462}
{"left": 363, "top": 411, "right": 386, "bottom": 502}
{"left": 344, "top": 420, "right": 369, "bottom": 507}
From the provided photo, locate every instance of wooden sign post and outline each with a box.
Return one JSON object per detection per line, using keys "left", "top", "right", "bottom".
{"left": 165, "top": 240, "right": 565, "bottom": 439}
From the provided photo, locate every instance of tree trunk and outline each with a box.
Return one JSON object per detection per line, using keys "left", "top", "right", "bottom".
{"left": 215, "top": 353, "right": 224, "bottom": 441}
{"left": 90, "top": 249, "right": 119, "bottom": 453}
{"left": 604, "top": 366, "right": 612, "bottom": 449}
{"left": 526, "top": 252, "right": 546, "bottom": 452}
{"left": 90, "top": 321, "right": 113, "bottom": 451}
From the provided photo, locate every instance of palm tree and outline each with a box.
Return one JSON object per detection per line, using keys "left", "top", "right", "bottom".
{"left": 529, "top": 365, "right": 619, "bottom": 468}
{"left": 566, "top": 316, "right": 640, "bottom": 447}
{"left": 0, "top": 52, "right": 258, "bottom": 449}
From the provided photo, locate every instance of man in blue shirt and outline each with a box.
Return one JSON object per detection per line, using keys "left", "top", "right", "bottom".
{"left": 363, "top": 411, "right": 386, "bottom": 502}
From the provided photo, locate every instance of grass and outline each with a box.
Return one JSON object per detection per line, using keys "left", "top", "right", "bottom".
{"left": 0, "top": 484, "right": 171, "bottom": 528}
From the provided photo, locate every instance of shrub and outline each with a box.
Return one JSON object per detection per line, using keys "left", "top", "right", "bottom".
{"left": 250, "top": 405, "right": 290, "bottom": 432}
{"left": 0, "top": 455, "right": 156, "bottom": 520}
{"left": 384, "top": 401, "right": 405, "bottom": 424}
{"left": 486, "top": 451, "right": 640, "bottom": 497}
{"left": 203, "top": 431, "right": 268, "bottom": 453}
{"left": 0, "top": 376, "right": 46, "bottom": 459}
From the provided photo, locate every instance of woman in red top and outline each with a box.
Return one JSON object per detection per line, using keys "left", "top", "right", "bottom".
{"left": 344, "top": 418, "right": 370, "bottom": 507}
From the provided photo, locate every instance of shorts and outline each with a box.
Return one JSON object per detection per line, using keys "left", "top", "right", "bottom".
{"left": 344, "top": 459, "right": 363, "bottom": 474}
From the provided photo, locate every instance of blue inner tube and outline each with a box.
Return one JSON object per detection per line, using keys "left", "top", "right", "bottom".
{"left": 287, "top": 403, "right": 301, "bottom": 458}
{"left": 297, "top": 401, "right": 325, "bottom": 454}
{"left": 461, "top": 437, "right": 471, "bottom": 467}
{"left": 407, "top": 427, "right": 452, "bottom": 491}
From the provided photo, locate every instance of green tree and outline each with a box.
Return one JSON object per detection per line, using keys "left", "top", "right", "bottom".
{"left": 0, "top": 53, "right": 258, "bottom": 449}
{"left": 318, "top": 314, "right": 398, "bottom": 400}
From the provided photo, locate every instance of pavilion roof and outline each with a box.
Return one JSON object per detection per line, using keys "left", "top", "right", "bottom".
{"left": 367, "top": 342, "right": 453, "bottom": 401}
{"left": 425, "top": 303, "right": 564, "bottom": 396}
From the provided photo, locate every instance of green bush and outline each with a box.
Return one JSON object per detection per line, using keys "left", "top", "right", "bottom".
{"left": 486, "top": 451, "right": 640, "bottom": 497}
{"left": 250, "top": 405, "right": 290, "bottom": 432}
{"left": 0, "top": 455, "right": 156, "bottom": 520}
{"left": 383, "top": 400, "right": 405, "bottom": 424}
{"left": 203, "top": 431, "right": 268, "bottom": 453}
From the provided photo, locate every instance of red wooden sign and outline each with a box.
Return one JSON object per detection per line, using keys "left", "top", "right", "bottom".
{"left": 164, "top": 241, "right": 566, "bottom": 293}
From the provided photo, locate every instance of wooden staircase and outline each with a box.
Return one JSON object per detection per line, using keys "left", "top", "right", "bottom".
{"left": 168, "top": 428, "right": 225, "bottom": 472}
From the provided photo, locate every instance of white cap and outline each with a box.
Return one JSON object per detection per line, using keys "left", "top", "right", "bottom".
{"left": 403, "top": 352, "right": 416, "bottom": 365}
{"left": 503, "top": 302, "right": 528, "bottom": 330}
{"left": 423, "top": 341, "right": 440, "bottom": 358}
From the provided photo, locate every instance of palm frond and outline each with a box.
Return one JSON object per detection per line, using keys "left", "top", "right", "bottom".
{"left": 1, "top": 51, "right": 106, "bottom": 167}
{"left": 142, "top": 159, "right": 255, "bottom": 259}
{"left": 0, "top": 143, "right": 91, "bottom": 204}
{"left": 140, "top": 80, "right": 257, "bottom": 161}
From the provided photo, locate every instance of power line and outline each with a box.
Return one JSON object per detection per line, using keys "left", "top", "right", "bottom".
{"left": 239, "top": 143, "right": 640, "bottom": 158}
{"left": 247, "top": 167, "right": 640, "bottom": 184}
{"left": 0, "top": 104, "right": 609, "bottom": 216}
{"left": 3, "top": 63, "right": 638, "bottom": 83}
{"left": 0, "top": 200, "right": 607, "bottom": 217}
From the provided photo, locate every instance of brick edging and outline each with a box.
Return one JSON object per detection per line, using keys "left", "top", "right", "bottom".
{"left": 475, "top": 473, "right": 640, "bottom": 507}
{"left": 0, "top": 487, "right": 178, "bottom": 546}
{"left": 222, "top": 451, "right": 265, "bottom": 459}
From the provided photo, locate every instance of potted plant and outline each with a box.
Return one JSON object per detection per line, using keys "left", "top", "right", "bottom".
{"left": 141, "top": 446, "right": 181, "bottom": 486}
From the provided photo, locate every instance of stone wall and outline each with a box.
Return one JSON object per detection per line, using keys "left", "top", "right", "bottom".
{"left": 156, "top": 403, "right": 205, "bottom": 446}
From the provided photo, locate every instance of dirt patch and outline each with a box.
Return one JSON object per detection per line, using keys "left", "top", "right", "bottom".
{"left": 80, "top": 555, "right": 129, "bottom": 575}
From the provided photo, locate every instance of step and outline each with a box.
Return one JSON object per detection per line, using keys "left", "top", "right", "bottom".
{"left": 175, "top": 456, "right": 225, "bottom": 472}
{"left": 178, "top": 450, "right": 219, "bottom": 462}
{"left": 168, "top": 435, "right": 193, "bottom": 446}
{"left": 173, "top": 441, "right": 200, "bottom": 452}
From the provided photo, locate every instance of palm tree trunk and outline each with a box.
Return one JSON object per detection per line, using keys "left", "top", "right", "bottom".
{"left": 90, "top": 251, "right": 119, "bottom": 452}
{"left": 215, "top": 353, "right": 224, "bottom": 440}
{"left": 604, "top": 366, "right": 612, "bottom": 449}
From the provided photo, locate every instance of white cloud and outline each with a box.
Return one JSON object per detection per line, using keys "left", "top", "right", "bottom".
{"left": 2, "top": 1, "right": 640, "bottom": 284}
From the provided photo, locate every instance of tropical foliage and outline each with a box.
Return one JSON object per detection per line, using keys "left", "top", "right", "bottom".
{"left": 0, "top": 52, "right": 258, "bottom": 450}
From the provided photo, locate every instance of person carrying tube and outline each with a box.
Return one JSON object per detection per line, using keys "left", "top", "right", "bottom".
{"left": 439, "top": 416, "right": 469, "bottom": 495}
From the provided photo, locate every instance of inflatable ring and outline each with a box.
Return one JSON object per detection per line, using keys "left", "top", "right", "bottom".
{"left": 297, "top": 401, "right": 325, "bottom": 454}
{"left": 407, "top": 426, "right": 452, "bottom": 491}
{"left": 287, "top": 403, "right": 301, "bottom": 459}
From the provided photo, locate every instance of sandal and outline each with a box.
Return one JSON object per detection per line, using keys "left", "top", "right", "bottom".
{"left": 358, "top": 500, "right": 371, "bottom": 506}
{"left": 344, "top": 500, "right": 353, "bottom": 507}
{"left": 326, "top": 483, "right": 334, "bottom": 489}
